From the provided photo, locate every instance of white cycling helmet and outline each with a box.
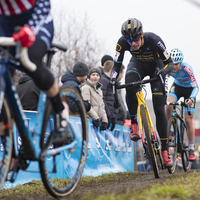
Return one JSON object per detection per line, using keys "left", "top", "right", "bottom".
{"left": 170, "top": 48, "right": 184, "bottom": 64}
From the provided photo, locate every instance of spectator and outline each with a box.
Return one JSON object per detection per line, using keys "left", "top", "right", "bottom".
{"left": 100, "top": 60, "right": 116, "bottom": 131}
{"left": 98, "top": 55, "right": 114, "bottom": 74}
{"left": 82, "top": 68, "right": 108, "bottom": 131}
{"left": 61, "top": 61, "right": 91, "bottom": 113}
{"left": 116, "top": 64, "right": 127, "bottom": 125}
{"left": 16, "top": 73, "right": 40, "bottom": 111}
{"left": 101, "top": 55, "right": 114, "bottom": 68}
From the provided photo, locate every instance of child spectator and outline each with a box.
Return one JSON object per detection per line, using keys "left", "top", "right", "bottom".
{"left": 82, "top": 68, "right": 108, "bottom": 131}
{"left": 61, "top": 61, "right": 91, "bottom": 113}
{"left": 100, "top": 60, "right": 116, "bottom": 131}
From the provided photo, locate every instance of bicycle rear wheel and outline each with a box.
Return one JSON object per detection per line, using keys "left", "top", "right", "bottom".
{"left": 0, "top": 98, "right": 13, "bottom": 189}
{"left": 167, "top": 117, "right": 177, "bottom": 174}
{"left": 181, "top": 122, "right": 192, "bottom": 172}
{"left": 140, "top": 105, "right": 159, "bottom": 178}
{"left": 39, "top": 85, "right": 88, "bottom": 198}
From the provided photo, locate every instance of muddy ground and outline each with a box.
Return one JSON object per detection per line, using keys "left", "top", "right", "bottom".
{"left": 1, "top": 169, "right": 193, "bottom": 200}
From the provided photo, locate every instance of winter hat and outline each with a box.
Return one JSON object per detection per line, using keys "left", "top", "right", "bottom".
{"left": 73, "top": 61, "right": 89, "bottom": 77}
{"left": 88, "top": 67, "right": 101, "bottom": 79}
{"left": 101, "top": 55, "right": 113, "bottom": 66}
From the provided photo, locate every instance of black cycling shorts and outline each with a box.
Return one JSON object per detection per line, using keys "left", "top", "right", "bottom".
{"left": 168, "top": 83, "right": 196, "bottom": 114}
{"left": 125, "top": 57, "right": 167, "bottom": 95}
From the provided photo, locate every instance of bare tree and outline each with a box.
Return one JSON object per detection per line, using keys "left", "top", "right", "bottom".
{"left": 51, "top": 5, "right": 105, "bottom": 84}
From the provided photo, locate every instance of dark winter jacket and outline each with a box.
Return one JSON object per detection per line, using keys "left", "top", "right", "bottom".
{"left": 16, "top": 74, "right": 40, "bottom": 111}
{"left": 116, "top": 83, "right": 127, "bottom": 125}
{"left": 99, "top": 73, "right": 115, "bottom": 120}
{"left": 61, "top": 70, "right": 91, "bottom": 112}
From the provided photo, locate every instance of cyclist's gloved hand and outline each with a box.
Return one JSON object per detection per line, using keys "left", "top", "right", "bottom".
{"left": 185, "top": 98, "right": 194, "bottom": 106}
{"left": 156, "top": 68, "right": 166, "bottom": 78}
{"left": 12, "top": 26, "right": 35, "bottom": 47}
{"left": 110, "top": 78, "right": 117, "bottom": 85}
{"left": 110, "top": 117, "right": 116, "bottom": 131}
{"left": 92, "top": 118, "right": 100, "bottom": 128}
{"left": 100, "top": 122, "right": 108, "bottom": 131}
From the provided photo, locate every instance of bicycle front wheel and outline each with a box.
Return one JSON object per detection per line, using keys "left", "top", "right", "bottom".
{"left": 0, "top": 98, "right": 13, "bottom": 189}
{"left": 140, "top": 105, "right": 159, "bottom": 178}
{"left": 39, "top": 85, "right": 88, "bottom": 198}
{"left": 167, "top": 117, "right": 177, "bottom": 174}
{"left": 181, "top": 122, "right": 192, "bottom": 172}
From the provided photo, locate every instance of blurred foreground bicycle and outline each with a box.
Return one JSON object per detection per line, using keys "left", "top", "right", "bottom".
{"left": 0, "top": 34, "right": 88, "bottom": 198}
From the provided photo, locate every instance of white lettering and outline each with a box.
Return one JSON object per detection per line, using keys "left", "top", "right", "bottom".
{"left": 114, "top": 51, "right": 120, "bottom": 61}
{"left": 183, "top": 66, "right": 196, "bottom": 82}
{"left": 163, "top": 49, "right": 170, "bottom": 59}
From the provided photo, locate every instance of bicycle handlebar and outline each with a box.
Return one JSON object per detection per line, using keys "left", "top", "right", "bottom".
{"left": 116, "top": 68, "right": 166, "bottom": 95}
{"left": 116, "top": 77, "right": 158, "bottom": 89}
{"left": 166, "top": 101, "right": 191, "bottom": 116}
{"left": 0, "top": 37, "right": 37, "bottom": 72}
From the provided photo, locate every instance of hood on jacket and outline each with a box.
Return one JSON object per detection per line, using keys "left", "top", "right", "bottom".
{"left": 61, "top": 70, "right": 81, "bottom": 85}
{"left": 85, "top": 79, "right": 102, "bottom": 90}
{"left": 18, "top": 75, "right": 32, "bottom": 84}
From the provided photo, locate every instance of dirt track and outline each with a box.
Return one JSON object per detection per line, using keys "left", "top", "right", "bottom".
{"left": 1, "top": 169, "right": 194, "bottom": 200}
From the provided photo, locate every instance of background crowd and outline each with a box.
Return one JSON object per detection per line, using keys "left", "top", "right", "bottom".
{"left": 16, "top": 54, "right": 130, "bottom": 132}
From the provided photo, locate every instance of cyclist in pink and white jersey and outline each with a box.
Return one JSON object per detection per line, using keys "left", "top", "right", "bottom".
{"left": 165, "top": 48, "right": 199, "bottom": 161}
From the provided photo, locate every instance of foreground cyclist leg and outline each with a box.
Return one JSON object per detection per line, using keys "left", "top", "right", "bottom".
{"left": 125, "top": 69, "right": 141, "bottom": 142}
{"left": 0, "top": 1, "right": 70, "bottom": 145}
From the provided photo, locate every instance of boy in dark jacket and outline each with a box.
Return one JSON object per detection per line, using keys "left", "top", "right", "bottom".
{"left": 100, "top": 60, "right": 116, "bottom": 131}
{"left": 61, "top": 61, "right": 91, "bottom": 112}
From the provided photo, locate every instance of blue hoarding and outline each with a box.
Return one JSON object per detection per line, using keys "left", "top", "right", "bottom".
{"left": 2, "top": 111, "right": 134, "bottom": 188}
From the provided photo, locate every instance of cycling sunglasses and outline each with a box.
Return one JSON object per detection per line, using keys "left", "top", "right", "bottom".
{"left": 127, "top": 37, "right": 141, "bottom": 43}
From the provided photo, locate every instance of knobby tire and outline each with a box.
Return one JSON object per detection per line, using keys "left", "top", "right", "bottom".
{"left": 181, "top": 121, "right": 192, "bottom": 172}
{"left": 0, "top": 98, "right": 13, "bottom": 189}
{"left": 167, "top": 117, "right": 177, "bottom": 174}
{"left": 39, "top": 85, "right": 88, "bottom": 198}
{"left": 140, "top": 105, "right": 159, "bottom": 178}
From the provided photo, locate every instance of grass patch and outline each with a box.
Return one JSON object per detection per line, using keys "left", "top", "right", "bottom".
{"left": 77, "top": 171, "right": 200, "bottom": 200}
{"left": 1, "top": 171, "right": 200, "bottom": 200}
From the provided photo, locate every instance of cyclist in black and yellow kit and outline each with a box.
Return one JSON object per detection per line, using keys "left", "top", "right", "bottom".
{"left": 111, "top": 18, "right": 174, "bottom": 168}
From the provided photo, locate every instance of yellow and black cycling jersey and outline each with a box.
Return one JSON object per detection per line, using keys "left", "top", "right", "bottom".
{"left": 113, "top": 32, "right": 173, "bottom": 75}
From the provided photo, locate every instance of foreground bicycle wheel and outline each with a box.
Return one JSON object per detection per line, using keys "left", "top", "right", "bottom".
{"left": 39, "top": 85, "right": 88, "bottom": 198}
{"left": 167, "top": 117, "right": 177, "bottom": 174}
{"left": 0, "top": 99, "right": 13, "bottom": 189}
{"left": 181, "top": 123, "right": 192, "bottom": 172}
{"left": 140, "top": 105, "right": 159, "bottom": 178}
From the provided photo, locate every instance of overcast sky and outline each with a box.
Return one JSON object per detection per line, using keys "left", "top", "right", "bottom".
{"left": 52, "top": 0, "right": 200, "bottom": 100}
